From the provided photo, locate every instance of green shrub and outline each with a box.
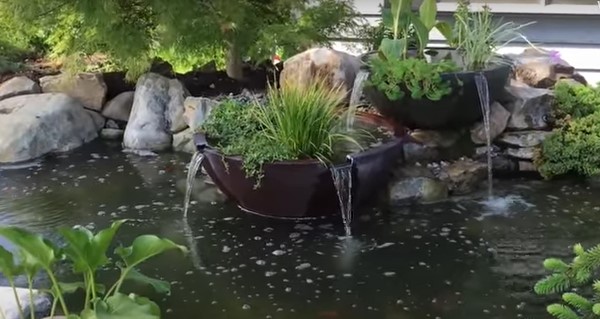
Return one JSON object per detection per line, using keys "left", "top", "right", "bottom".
{"left": 553, "top": 81, "right": 600, "bottom": 123}
{"left": 535, "top": 112, "right": 600, "bottom": 179}
{"left": 535, "top": 243, "right": 600, "bottom": 319}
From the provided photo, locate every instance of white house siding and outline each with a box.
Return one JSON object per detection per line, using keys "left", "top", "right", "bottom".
{"left": 332, "top": 0, "right": 600, "bottom": 84}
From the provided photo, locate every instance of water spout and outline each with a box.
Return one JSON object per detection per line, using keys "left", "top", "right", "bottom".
{"left": 184, "top": 151, "right": 205, "bottom": 219}
{"left": 474, "top": 73, "right": 493, "bottom": 198}
{"left": 330, "top": 156, "right": 354, "bottom": 237}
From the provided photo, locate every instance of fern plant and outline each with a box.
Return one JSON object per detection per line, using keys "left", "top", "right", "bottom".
{"left": 535, "top": 243, "right": 600, "bottom": 319}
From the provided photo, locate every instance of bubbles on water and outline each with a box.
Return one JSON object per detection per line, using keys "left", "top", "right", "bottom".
{"left": 477, "top": 195, "right": 535, "bottom": 219}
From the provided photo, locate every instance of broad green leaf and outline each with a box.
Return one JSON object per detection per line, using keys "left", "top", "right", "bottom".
{"left": 0, "top": 246, "right": 23, "bottom": 278}
{"left": 125, "top": 268, "right": 171, "bottom": 294}
{"left": 380, "top": 38, "right": 406, "bottom": 60}
{"left": 60, "top": 220, "right": 126, "bottom": 273}
{"left": 93, "top": 293, "right": 160, "bottom": 319}
{"left": 410, "top": 16, "right": 430, "bottom": 54}
{"left": 419, "top": 0, "right": 437, "bottom": 31}
{"left": 435, "top": 21, "right": 454, "bottom": 45}
{"left": 0, "top": 227, "right": 57, "bottom": 274}
{"left": 58, "top": 281, "right": 106, "bottom": 295}
{"left": 382, "top": 8, "right": 393, "bottom": 30}
{"left": 389, "top": 0, "right": 411, "bottom": 39}
{"left": 115, "top": 235, "right": 187, "bottom": 268}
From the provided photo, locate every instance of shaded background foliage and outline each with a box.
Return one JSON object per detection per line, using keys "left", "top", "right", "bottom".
{"left": 0, "top": 0, "right": 360, "bottom": 79}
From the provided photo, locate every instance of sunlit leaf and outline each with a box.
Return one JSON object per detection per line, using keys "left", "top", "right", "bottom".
{"left": 419, "top": 0, "right": 437, "bottom": 30}
{"left": 380, "top": 38, "right": 406, "bottom": 60}
{"left": 0, "top": 246, "right": 23, "bottom": 278}
{"left": 435, "top": 21, "right": 454, "bottom": 45}
{"left": 0, "top": 227, "right": 57, "bottom": 275}
{"left": 115, "top": 235, "right": 188, "bottom": 268}
{"left": 92, "top": 293, "right": 160, "bottom": 319}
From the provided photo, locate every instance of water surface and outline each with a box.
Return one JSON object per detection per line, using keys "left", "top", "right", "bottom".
{"left": 1, "top": 141, "right": 597, "bottom": 319}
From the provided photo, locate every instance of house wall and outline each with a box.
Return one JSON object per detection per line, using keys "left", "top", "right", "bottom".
{"left": 332, "top": 0, "right": 600, "bottom": 84}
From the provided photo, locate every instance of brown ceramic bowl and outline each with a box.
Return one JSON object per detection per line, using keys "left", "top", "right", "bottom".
{"left": 195, "top": 113, "right": 404, "bottom": 219}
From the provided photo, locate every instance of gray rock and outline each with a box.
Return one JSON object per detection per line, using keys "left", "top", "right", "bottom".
{"left": 86, "top": 110, "right": 105, "bottom": 131}
{"left": 0, "top": 287, "right": 52, "bottom": 319}
{"left": 0, "top": 93, "right": 98, "bottom": 163}
{"left": 101, "top": 91, "right": 134, "bottom": 122}
{"left": 518, "top": 161, "right": 537, "bottom": 172}
{"left": 512, "top": 48, "right": 577, "bottom": 89}
{"left": 173, "top": 128, "right": 196, "bottom": 154}
{"left": 184, "top": 97, "right": 219, "bottom": 130}
{"left": 503, "top": 85, "right": 553, "bottom": 130}
{"left": 40, "top": 73, "right": 107, "bottom": 111}
{"left": 105, "top": 119, "right": 120, "bottom": 129}
{"left": 497, "top": 131, "right": 551, "bottom": 148}
{"left": 410, "top": 129, "right": 462, "bottom": 148}
{"left": 0, "top": 76, "right": 41, "bottom": 102}
{"left": 437, "top": 159, "right": 487, "bottom": 195}
{"left": 100, "top": 128, "right": 124, "bottom": 140}
{"left": 470, "top": 102, "right": 511, "bottom": 145}
{"left": 506, "top": 147, "right": 536, "bottom": 160}
{"left": 390, "top": 177, "right": 448, "bottom": 204}
{"left": 123, "top": 73, "right": 188, "bottom": 152}
{"left": 281, "top": 48, "right": 361, "bottom": 102}
{"left": 403, "top": 142, "right": 441, "bottom": 164}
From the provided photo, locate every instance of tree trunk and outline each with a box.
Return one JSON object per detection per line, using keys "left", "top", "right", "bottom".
{"left": 226, "top": 41, "right": 244, "bottom": 81}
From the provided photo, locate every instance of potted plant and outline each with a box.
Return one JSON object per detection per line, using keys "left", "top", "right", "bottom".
{"left": 194, "top": 76, "right": 404, "bottom": 219}
{"left": 0, "top": 220, "right": 187, "bottom": 319}
{"left": 363, "top": 0, "right": 532, "bottom": 130}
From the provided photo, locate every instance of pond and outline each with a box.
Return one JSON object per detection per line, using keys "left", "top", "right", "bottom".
{"left": 1, "top": 140, "right": 598, "bottom": 319}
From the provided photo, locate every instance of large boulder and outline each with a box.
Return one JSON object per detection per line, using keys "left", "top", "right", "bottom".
{"left": 280, "top": 48, "right": 361, "bottom": 101}
{"left": 40, "top": 73, "right": 107, "bottom": 111}
{"left": 183, "top": 97, "right": 219, "bottom": 130}
{"left": 437, "top": 158, "right": 487, "bottom": 195}
{"left": 0, "top": 76, "right": 41, "bottom": 102}
{"left": 0, "top": 93, "right": 98, "bottom": 163}
{"left": 512, "top": 48, "right": 582, "bottom": 89}
{"left": 502, "top": 84, "right": 554, "bottom": 130}
{"left": 101, "top": 91, "right": 134, "bottom": 122}
{"left": 0, "top": 287, "right": 51, "bottom": 319}
{"left": 470, "top": 102, "right": 511, "bottom": 145}
{"left": 173, "top": 128, "right": 196, "bottom": 154}
{"left": 123, "top": 73, "right": 188, "bottom": 152}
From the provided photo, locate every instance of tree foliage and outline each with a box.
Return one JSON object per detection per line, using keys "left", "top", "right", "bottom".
{"left": 535, "top": 243, "right": 600, "bottom": 319}
{"left": 0, "top": 0, "right": 359, "bottom": 78}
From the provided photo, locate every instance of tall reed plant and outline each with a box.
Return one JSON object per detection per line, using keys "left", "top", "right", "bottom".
{"left": 450, "top": 1, "right": 534, "bottom": 70}
{"left": 256, "top": 76, "right": 360, "bottom": 163}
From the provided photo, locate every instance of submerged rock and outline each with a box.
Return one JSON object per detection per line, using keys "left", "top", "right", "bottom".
{"left": 0, "top": 93, "right": 99, "bottom": 163}
{"left": 280, "top": 48, "right": 361, "bottom": 101}
{"left": 390, "top": 176, "right": 448, "bottom": 204}
{"left": 102, "top": 91, "right": 134, "bottom": 122}
{"left": 503, "top": 84, "right": 553, "bottom": 130}
{"left": 470, "top": 102, "right": 511, "bottom": 145}
{"left": 123, "top": 73, "right": 188, "bottom": 152}
{"left": 437, "top": 159, "right": 487, "bottom": 195}
{"left": 0, "top": 287, "right": 52, "bottom": 319}
{"left": 40, "top": 73, "right": 107, "bottom": 111}
{"left": 0, "top": 76, "right": 41, "bottom": 102}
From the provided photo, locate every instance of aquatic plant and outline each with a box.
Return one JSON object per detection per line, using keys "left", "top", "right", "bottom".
{"left": 0, "top": 220, "right": 187, "bottom": 319}
{"left": 366, "top": 0, "right": 459, "bottom": 102}
{"left": 439, "top": 0, "right": 534, "bottom": 70}
{"left": 535, "top": 243, "right": 600, "bottom": 319}
{"left": 201, "top": 76, "right": 360, "bottom": 187}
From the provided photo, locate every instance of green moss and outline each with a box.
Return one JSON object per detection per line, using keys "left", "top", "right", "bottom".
{"left": 552, "top": 81, "right": 600, "bottom": 123}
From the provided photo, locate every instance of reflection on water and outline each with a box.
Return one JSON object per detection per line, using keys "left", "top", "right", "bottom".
{"left": 1, "top": 141, "right": 600, "bottom": 318}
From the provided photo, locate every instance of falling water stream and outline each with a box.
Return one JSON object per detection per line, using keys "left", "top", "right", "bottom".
{"left": 183, "top": 152, "right": 205, "bottom": 219}
{"left": 330, "top": 158, "right": 354, "bottom": 237}
{"left": 346, "top": 70, "right": 370, "bottom": 130}
{"left": 474, "top": 73, "right": 493, "bottom": 198}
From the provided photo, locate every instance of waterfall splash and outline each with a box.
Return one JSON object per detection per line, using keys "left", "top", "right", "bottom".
{"left": 184, "top": 151, "right": 205, "bottom": 218}
{"left": 474, "top": 73, "right": 493, "bottom": 198}
{"left": 330, "top": 158, "right": 354, "bottom": 237}
{"left": 346, "top": 70, "right": 370, "bottom": 130}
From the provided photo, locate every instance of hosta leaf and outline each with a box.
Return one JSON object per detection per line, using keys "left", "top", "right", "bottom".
{"left": 92, "top": 293, "right": 160, "bottom": 319}
{"left": 115, "top": 235, "right": 187, "bottom": 268}
{"left": 125, "top": 268, "right": 171, "bottom": 294}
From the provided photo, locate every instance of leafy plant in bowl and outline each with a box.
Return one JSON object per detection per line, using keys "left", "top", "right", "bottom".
{"left": 0, "top": 220, "right": 187, "bottom": 319}
{"left": 363, "top": 0, "right": 527, "bottom": 130}
{"left": 196, "top": 75, "right": 404, "bottom": 218}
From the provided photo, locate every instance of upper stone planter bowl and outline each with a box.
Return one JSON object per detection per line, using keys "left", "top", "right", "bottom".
{"left": 194, "top": 113, "right": 404, "bottom": 219}
{"left": 362, "top": 49, "right": 512, "bottom": 130}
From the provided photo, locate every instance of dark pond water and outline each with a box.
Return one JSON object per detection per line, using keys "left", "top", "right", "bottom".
{"left": 1, "top": 140, "right": 598, "bottom": 319}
